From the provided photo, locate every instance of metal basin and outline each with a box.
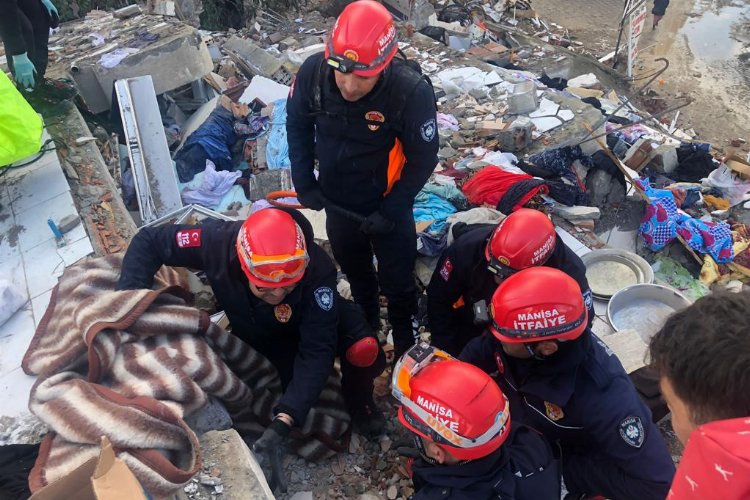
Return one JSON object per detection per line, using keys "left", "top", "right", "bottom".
{"left": 582, "top": 249, "right": 654, "bottom": 300}
{"left": 607, "top": 284, "right": 692, "bottom": 343}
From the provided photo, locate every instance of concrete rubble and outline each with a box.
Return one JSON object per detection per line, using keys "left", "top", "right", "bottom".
{"left": 2, "top": 0, "right": 750, "bottom": 498}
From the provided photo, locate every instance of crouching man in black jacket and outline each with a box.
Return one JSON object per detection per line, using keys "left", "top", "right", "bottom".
{"left": 116, "top": 208, "right": 386, "bottom": 489}
{"left": 391, "top": 343, "right": 560, "bottom": 499}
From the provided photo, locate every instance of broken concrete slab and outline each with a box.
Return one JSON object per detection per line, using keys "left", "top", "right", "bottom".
{"left": 248, "top": 169, "right": 293, "bottom": 201}
{"left": 55, "top": 16, "right": 213, "bottom": 114}
{"left": 647, "top": 144, "right": 679, "bottom": 174}
{"left": 567, "top": 73, "right": 600, "bottom": 89}
{"left": 184, "top": 397, "right": 233, "bottom": 436}
{"left": 553, "top": 204, "right": 601, "bottom": 221}
{"left": 223, "top": 36, "right": 294, "bottom": 85}
{"left": 183, "top": 429, "right": 275, "bottom": 500}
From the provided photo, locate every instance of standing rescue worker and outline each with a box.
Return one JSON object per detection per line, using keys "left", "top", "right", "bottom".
{"left": 392, "top": 343, "right": 560, "bottom": 499}
{"left": 287, "top": 0, "right": 439, "bottom": 358}
{"left": 0, "top": 0, "right": 57, "bottom": 89}
{"left": 460, "top": 267, "right": 675, "bottom": 499}
{"left": 427, "top": 208, "right": 593, "bottom": 355}
{"left": 116, "top": 208, "right": 387, "bottom": 482}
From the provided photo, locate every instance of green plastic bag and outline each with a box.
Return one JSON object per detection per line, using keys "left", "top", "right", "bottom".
{"left": 0, "top": 71, "right": 43, "bottom": 166}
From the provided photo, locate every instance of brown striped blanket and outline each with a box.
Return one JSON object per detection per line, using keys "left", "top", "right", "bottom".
{"left": 22, "top": 254, "right": 350, "bottom": 497}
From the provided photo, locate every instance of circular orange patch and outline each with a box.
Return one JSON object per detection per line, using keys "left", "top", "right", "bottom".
{"left": 343, "top": 49, "right": 359, "bottom": 61}
{"left": 499, "top": 256, "right": 510, "bottom": 266}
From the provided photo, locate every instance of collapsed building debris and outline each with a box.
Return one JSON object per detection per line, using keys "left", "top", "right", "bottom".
{"left": 2, "top": 0, "right": 750, "bottom": 498}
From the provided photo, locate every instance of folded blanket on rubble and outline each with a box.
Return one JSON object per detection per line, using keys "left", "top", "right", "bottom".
{"left": 22, "top": 254, "right": 349, "bottom": 497}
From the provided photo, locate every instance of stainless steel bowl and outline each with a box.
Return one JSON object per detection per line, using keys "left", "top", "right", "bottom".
{"left": 582, "top": 249, "right": 655, "bottom": 300}
{"left": 607, "top": 284, "right": 692, "bottom": 343}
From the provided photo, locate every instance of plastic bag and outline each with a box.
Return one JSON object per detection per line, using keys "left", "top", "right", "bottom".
{"left": 0, "top": 278, "right": 27, "bottom": 327}
{"left": 0, "top": 71, "right": 42, "bottom": 166}
{"left": 702, "top": 164, "right": 750, "bottom": 207}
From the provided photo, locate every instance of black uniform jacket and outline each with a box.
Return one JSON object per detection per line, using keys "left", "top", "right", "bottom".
{"left": 287, "top": 52, "right": 439, "bottom": 219}
{"left": 116, "top": 210, "right": 338, "bottom": 425}
{"left": 412, "top": 425, "right": 560, "bottom": 500}
{"left": 427, "top": 225, "right": 594, "bottom": 354}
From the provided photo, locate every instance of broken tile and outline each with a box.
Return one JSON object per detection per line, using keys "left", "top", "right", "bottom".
{"left": 14, "top": 192, "right": 77, "bottom": 253}
{"left": 21, "top": 239, "right": 65, "bottom": 299}
{"left": 0, "top": 305, "right": 35, "bottom": 375}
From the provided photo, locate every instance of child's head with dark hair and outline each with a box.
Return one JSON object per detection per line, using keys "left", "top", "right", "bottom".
{"left": 649, "top": 291, "right": 750, "bottom": 444}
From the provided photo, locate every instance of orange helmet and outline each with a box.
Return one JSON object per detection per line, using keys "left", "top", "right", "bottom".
{"left": 392, "top": 344, "right": 511, "bottom": 461}
{"left": 490, "top": 267, "right": 587, "bottom": 343}
{"left": 485, "top": 208, "right": 556, "bottom": 277}
{"left": 235, "top": 209, "right": 309, "bottom": 288}
{"left": 324, "top": 0, "right": 398, "bottom": 77}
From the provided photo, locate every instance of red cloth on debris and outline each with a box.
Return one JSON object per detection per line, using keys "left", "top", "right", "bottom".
{"left": 668, "top": 417, "right": 750, "bottom": 499}
{"left": 461, "top": 166, "right": 547, "bottom": 210}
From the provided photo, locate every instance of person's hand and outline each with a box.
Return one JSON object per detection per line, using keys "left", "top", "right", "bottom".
{"left": 12, "top": 53, "right": 37, "bottom": 89}
{"left": 252, "top": 418, "right": 291, "bottom": 492}
{"left": 297, "top": 186, "right": 326, "bottom": 211}
{"left": 41, "top": 0, "right": 58, "bottom": 18}
{"left": 360, "top": 212, "right": 395, "bottom": 235}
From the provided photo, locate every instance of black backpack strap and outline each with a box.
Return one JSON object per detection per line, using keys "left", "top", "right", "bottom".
{"left": 385, "top": 63, "right": 433, "bottom": 135}
{"left": 309, "top": 57, "right": 327, "bottom": 115}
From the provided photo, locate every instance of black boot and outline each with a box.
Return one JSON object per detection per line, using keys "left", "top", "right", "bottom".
{"left": 349, "top": 398, "right": 386, "bottom": 440}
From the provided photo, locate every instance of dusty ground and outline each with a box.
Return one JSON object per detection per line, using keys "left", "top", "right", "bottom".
{"left": 533, "top": 0, "right": 750, "bottom": 147}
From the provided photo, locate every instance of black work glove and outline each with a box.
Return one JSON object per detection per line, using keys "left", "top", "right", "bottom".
{"left": 393, "top": 436, "right": 420, "bottom": 459}
{"left": 252, "top": 418, "right": 291, "bottom": 492}
{"left": 297, "top": 186, "right": 326, "bottom": 211}
{"left": 360, "top": 211, "right": 395, "bottom": 235}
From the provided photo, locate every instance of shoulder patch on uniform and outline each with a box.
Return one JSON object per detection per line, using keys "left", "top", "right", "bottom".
{"left": 583, "top": 289, "right": 593, "bottom": 311}
{"left": 176, "top": 229, "right": 201, "bottom": 248}
{"left": 314, "top": 286, "right": 334, "bottom": 311}
{"left": 619, "top": 416, "right": 645, "bottom": 448}
{"left": 439, "top": 257, "right": 453, "bottom": 281}
{"left": 420, "top": 118, "right": 436, "bottom": 142}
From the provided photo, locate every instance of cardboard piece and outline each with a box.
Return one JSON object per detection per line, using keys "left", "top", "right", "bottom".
{"left": 726, "top": 154, "right": 750, "bottom": 180}
{"left": 31, "top": 437, "right": 147, "bottom": 500}
{"left": 415, "top": 220, "right": 434, "bottom": 233}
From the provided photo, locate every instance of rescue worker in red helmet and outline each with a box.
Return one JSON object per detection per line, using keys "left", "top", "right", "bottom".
{"left": 427, "top": 208, "right": 594, "bottom": 355}
{"left": 116, "top": 208, "right": 386, "bottom": 490}
{"left": 287, "top": 0, "right": 439, "bottom": 359}
{"left": 460, "top": 267, "right": 675, "bottom": 500}
{"left": 391, "top": 343, "right": 560, "bottom": 499}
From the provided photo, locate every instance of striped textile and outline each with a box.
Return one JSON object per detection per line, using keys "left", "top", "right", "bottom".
{"left": 22, "top": 254, "right": 350, "bottom": 496}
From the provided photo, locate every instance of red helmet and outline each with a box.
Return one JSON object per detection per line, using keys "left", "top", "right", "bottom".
{"left": 490, "top": 267, "right": 587, "bottom": 343}
{"left": 324, "top": 0, "right": 398, "bottom": 77}
{"left": 393, "top": 344, "right": 511, "bottom": 461}
{"left": 235, "top": 209, "right": 309, "bottom": 288}
{"left": 485, "top": 208, "right": 556, "bottom": 276}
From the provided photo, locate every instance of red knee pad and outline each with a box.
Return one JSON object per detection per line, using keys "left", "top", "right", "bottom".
{"left": 345, "top": 337, "right": 379, "bottom": 367}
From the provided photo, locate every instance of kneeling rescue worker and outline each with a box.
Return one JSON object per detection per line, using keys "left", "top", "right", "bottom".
{"left": 427, "top": 208, "right": 594, "bottom": 355}
{"left": 460, "top": 267, "right": 676, "bottom": 499}
{"left": 391, "top": 343, "right": 561, "bottom": 499}
{"left": 116, "top": 208, "right": 386, "bottom": 486}
{"left": 287, "top": 0, "right": 439, "bottom": 359}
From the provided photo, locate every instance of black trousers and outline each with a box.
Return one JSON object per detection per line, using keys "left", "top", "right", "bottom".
{"left": 1, "top": 0, "right": 50, "bottom": 79}
{"left": 326, "top": 208, "right": 419, "bottom": 358}
{"left": 337, "top": 299, "right": 386, "bottom": 409}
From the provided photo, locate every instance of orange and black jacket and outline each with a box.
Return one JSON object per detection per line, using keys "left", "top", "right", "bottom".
{"left": 287, "top": 53, "right": 439, "bottom": 220}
